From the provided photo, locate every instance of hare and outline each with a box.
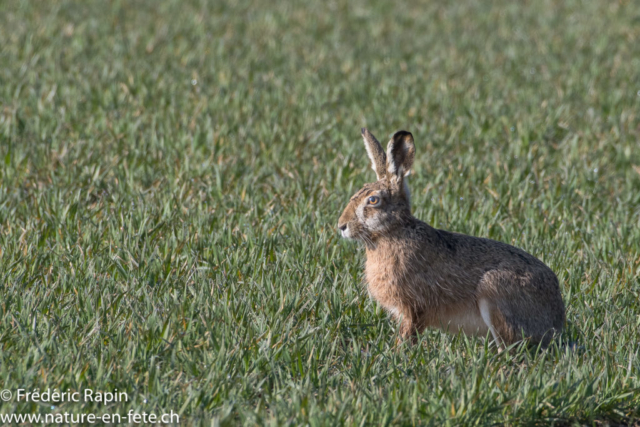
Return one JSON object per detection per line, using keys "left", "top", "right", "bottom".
{"left": 338, "top": 128, "right": 565, "bottom": 349}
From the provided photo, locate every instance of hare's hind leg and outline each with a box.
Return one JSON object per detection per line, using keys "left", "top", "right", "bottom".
{"left": 479, "top": 295, "right": 562, "bottom": 348}
{"left": 478, "top": 270, "right": 560, "bottom": 348}
{"left": 479, "top": 270, "right": 565, "bottom": 348}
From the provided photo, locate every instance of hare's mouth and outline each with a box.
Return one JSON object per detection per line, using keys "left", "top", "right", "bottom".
{"left": 338, "top": 224, "right": 353, "bottom": 239}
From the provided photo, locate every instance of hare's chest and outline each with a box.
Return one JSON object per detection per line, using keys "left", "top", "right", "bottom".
{"left": 365, "top": 262, "right": 394, "bottom": 297}
{"left": 365, "top": 255, "right": 418, "bottom": 313}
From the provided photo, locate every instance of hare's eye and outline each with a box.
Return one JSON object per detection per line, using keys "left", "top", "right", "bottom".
{"left": 367, "top": 196, "right": 380, "bottom": 205}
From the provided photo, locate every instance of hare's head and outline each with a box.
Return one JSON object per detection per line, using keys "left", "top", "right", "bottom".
{"left": 338, "top": 128, "right": 415, "bottom": 243}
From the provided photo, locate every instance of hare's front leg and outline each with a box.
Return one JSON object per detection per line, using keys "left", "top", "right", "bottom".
{"left": 397, "top": 317, "right": 419, "bottom": 345}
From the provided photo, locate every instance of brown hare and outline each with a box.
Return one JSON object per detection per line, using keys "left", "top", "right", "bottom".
{"left": 338, "top": 128, "right": 565, "bottom": 349}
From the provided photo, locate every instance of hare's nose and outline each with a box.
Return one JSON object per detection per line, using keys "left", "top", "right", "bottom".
{"left": 338, "top": 224, "right": 347, "bottom": 232}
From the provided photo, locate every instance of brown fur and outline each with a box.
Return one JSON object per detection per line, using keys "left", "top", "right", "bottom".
{"left": 338, "top": 128, "right": 565, "bottom": 348}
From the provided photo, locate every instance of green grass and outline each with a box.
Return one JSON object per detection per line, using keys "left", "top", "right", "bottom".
{"left": 1, "top": 0, "right": 640, "bottom": 425}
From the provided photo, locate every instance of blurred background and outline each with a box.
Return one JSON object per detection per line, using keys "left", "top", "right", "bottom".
{"left": 1, "top": 0, "right": 639, "bottom": 424}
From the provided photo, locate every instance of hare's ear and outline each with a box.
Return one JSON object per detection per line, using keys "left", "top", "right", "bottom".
{"left": 386, "top": 130, "right": 415, "bottom": 178}
{"left": 361, "top": 128, "right": 387, "bottom": 180}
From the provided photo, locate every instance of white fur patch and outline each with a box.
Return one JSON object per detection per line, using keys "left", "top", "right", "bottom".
{"left": 479, "top": 298, "right": 503, "bottom": 349}
{"left": 364, "top": 141, "right": 380, "bottom": 178}
{"left": 364, "top": 212, "right": 383, "bottom": 231}
{"left": 357, "top": 197, "right": 384, "bottom": 232}
{"left": 341, "top": 227, "right": 351, "bottom": 239}
{"left": 438, "top": 308, "right": 489, "bottom": 336}
{"left": 386, "top": 141, "right": 395, "bottom": 174}
{"left": 387, "top": 306, "right": 401, "bottom": 320}
{"left": 356, "top": 203, "right": 366, "bottom": 223}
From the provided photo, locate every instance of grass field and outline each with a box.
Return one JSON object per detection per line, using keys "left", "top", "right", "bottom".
{"left": 1, "top": 0, "right": 640, "bottom": 425}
